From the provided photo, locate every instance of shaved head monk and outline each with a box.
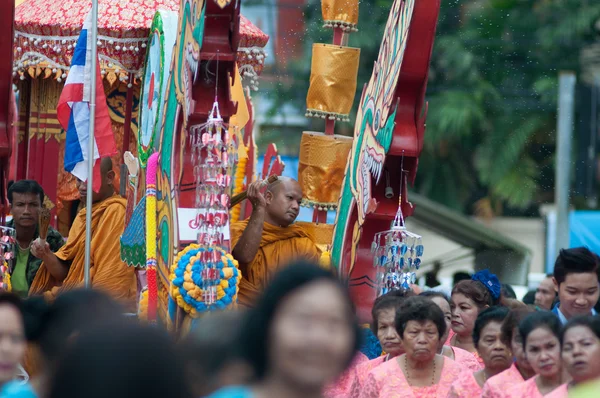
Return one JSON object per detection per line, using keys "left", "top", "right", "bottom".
{"left": 29, "top": 158, "right": 136, "bottom": 309}
{"left": 230, "top": 177, "right": 320, "bottom": 306}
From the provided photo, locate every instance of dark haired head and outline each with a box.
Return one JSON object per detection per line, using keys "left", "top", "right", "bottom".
{"left": 560, "top": 315, "right": 600, "bottom": 345}
{"left": 180, "top": 311, "right": 251, "bottom": 396}
{"left": 241, "top": 262, "right": 361, "bottom": 381}
{"left": 371, "top": 289, "right": 415, "bottom": 333}
{"left": 501, "top": 284, "right": 517, "bottom": 299}
{"left": 49, "top": 322, "right": 190, "bottom": 398}
{"left": 554, "top": 247, "right": 600, "bottom": 285}
{"left": 24, "top": 289, "right": 123, "bottom": 362}
{"left": 473, "top": 306, "right": 509, "bottom": 348}
{"left": 0, "top": 291, "right": 24, "bottom": 314}
{"left": 501, "top": 307, "right": 535, "bottom": 345}
{"left": 8, "top": 180, "right": 44, "bottom": 205}
{"left": 452, "top": 271, "right": 471, "bottom": 285}
{"left": 519, "top": 311, "right": 562, "bottom": 350}
{"left": 452, "top": 280, "right": 493, "bottom": 309}
{"left": 395, "top": 296, "right": 446, "bottom": 340}
{"left": 522, "top": 290, "right": 536, "bottom": 306}
{"left": 420, "top": 290, "right": 450, "bottom": 305}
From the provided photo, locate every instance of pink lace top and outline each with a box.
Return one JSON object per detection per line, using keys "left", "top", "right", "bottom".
{"left": 448, "top": 371, "right": 482, "bottom": 398}
{"left": 448, "top": 330, "right": 485, "bottom": 368}
{"left": 482, "top": 363, "right": 525, "bottom": 398}
{"left": 544, "top": 384, "right": 569, "bottom": 398}
{"left": 348, "top": 356, "right": 387, "bottom": 398}
{"left": 358, "top": 356, "right": 466, "bottom": 398}
{"left": 451, "top": 346, "right": 483, "bottom": 372}
{"left": 323, "top": 352, "right": 369, "bottom": 398}
{"left": 505, "top": 376, "right": 546, "bottom": 398}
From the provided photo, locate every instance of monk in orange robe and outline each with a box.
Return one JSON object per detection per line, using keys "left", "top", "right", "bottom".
{"left": 230, "top": 177, "right": 320, "bottom": 306}
{"left": 29, "top": 158, "right": 136, "bottom": 310}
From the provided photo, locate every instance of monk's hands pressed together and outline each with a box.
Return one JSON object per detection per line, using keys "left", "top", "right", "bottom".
{"left": 247, "top": 180, "right": 267, "bottom": 210}
{"left": 31, "top": 238, "right": 51, "bottom": 260}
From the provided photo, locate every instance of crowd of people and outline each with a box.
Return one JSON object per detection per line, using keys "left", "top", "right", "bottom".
{"left": 0, "top": 246, "right": 599, "bottom": 398}
{"left": 1, "top": 170, "right": 600, "bottom": 397}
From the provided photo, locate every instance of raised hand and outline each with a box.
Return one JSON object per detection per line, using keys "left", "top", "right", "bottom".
{"left": 247, "top": 180, "right": 267, "bottom": 210}
{"left": 30, "top": 238, "right": 51, "bottom": 260}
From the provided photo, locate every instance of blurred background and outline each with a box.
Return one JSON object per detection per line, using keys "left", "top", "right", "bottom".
{"left": 242, "top": 0, "right": 600, "bottom": 294}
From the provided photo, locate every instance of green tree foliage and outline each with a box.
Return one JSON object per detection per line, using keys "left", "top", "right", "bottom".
{"left": 267, "top": 0, "right": 600, "bottom": 214}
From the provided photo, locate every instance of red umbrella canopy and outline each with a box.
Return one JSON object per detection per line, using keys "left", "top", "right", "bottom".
{"left": 14, "top": 0, "right": 179, "bottom": 78}
{"left": 13, "top": 0, "right": 270, "bottom": 85}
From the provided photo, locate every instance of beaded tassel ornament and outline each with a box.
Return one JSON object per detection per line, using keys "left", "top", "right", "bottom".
{"left": 0, "top": 226, "right": 16, "bottom": 291}
{"left": 371, "top": 157, "right": 423, "bottom": 295}
{"left": 188, "top": 56, "right": 237, "bottom": 307}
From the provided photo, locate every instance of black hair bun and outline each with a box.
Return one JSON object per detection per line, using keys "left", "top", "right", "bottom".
{"left": 22, "top": 296, "right": 51, "bottom": 342}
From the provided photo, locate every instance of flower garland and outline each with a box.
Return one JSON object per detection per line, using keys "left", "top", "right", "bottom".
{"left": 0, "top": 262, "right": 11, "bottom": 292}
{"left": 138, "top": 289, "right": 149, "bottom": 321}
{"left": 169, "top": 244, "right": 240, "bottom": 318}
{"left": 229, "top": 151, "right": 247, "bottom": 224}
{"left": 319, "top": 247, "right": 331, "bottom": 270}
{"left": 145, "top": 153, "right": 159, "bottom": 322}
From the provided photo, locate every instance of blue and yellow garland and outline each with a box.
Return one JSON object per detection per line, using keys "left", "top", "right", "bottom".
{"left": 169, "top": 244, "right": 240, "bottom": 317}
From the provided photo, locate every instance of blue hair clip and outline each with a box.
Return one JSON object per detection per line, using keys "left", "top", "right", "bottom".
{"left": 471, "top": 269, "right": 501, "bottom": 299}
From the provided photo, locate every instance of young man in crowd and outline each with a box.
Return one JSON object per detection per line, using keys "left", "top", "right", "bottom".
{"left": 552, "top": 247, "right": 600, "bottom": 324}
{"left": 7, "top": 180, "right": 64, "bottom": 297}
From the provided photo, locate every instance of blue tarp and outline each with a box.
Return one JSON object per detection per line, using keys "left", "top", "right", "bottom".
{"left": 546, "top": 211, "right": 600, "bottom": 273}
{"left": 570, "top": 211, "right": 600, "bottom": 253}
{"left": 257, "top": 156, "right": 336, "bottom": 223}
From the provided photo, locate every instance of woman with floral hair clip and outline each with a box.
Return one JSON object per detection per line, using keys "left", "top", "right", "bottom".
{"left": 448, "top": 270, "right": 500, "bottom": 366}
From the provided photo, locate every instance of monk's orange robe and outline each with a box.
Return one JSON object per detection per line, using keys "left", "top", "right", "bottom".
{"left": 230, "top": 220, "right": 320, "bottom": 306}
{"left": 29, "top": 196, "right": 136, "bottom": 309}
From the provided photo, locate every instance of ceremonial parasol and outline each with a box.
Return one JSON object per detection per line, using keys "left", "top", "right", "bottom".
{"left": 12, "top": 0, "right": 269, "bottom": 85}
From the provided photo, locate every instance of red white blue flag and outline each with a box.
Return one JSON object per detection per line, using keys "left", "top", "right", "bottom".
{"left": 57, "top": 10, "right": 116, "bottom": 193}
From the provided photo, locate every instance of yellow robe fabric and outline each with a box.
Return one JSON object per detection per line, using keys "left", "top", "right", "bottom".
{"left": 29, "top": 196, "right": 136, "bottom": 309}
{"left": 230, "top": 220, "right": 320, "bottom": 307}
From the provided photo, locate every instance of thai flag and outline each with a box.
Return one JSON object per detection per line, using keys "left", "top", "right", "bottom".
{"left": 57, "top": 10, "right": 116, "bottom": 193}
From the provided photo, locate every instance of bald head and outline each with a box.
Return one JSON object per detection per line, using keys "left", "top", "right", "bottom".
{"left": 266, "top": 176, "right": 300, "bottom": 195}
{"left": 264, "top": 177, "right": 303, "bottom": 227}
{"left": 100, "top": 157, "right": 113, "bottom": 175}
{"left": 77, "top": 157, "right": 116, "bottom": 204}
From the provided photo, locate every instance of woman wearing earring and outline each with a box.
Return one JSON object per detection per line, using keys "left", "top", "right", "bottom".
{"left": 506, "top": 311, "right": 566, "bottom": 397}
{"left": 359, "top": 296, "right": 464, "bottom": 398}
{"left": 482, "top": 307, "right": 536, "bottom": 398}
{"left": 448, "top": 307, "right": 512, "bottom": 397}
{"left": 545, "top": 315, "right": 600, "bottom": 397}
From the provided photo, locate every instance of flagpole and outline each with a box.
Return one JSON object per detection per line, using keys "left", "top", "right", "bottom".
{"left": 84, "top": 0, "right": 99, "bottom": 289}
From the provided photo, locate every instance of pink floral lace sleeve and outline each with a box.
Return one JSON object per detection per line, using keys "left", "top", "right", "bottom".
{"left": 482, "top": 364, "right": 525, "bottom": 398}
{"left": 448, "top": 371, "right": 482, "bottom": 398}
{"left": 348, "top": 356, "right": 387, "bottom": 398}
{"left": 541, "top": 384, "right": 568, "bottom": 398}
{"left": 451, "top": 346, "right": 483, "bottom": 372}
{"left": 358, "top": 356, "right": 466, "bottom": 398}
{"left": 323, "top": 352, "right": 369, "bottom": 398}
{"left": 505, "top": 376, "right": 544, "bottom": 398}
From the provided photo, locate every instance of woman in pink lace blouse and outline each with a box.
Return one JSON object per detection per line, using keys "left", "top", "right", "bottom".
{"left": 482, "top": 307, "right": 536, "bottom": 398}
{"left": 448, "top": 307, "right": 512, "bottom": 397}
{"left": 359, "top": 296, "right": 464, "bottom": 398}
{"left": 421, "top": 291, "right": 482, "bottom": 372}
{"left": 505, "top": 311, "right": 566, "bottom": 398}
{"left": 545, "top": 315, "right": 600, "bottom": 397}
{"left": 449, "top": 280, "right": 495, "bottom": 367}
{"left": 346, "top": 290, "right": 414, "bottom": 397}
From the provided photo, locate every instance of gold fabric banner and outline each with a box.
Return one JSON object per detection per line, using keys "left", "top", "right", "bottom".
{"left": 295, "top": 221, "right": 334, "bottom": 253}
{"left": 298, "top": 132, "right": 353, "bottom": 209}
{"left": 321, "top": 0, "right": 359, "bottom": 31}
{"left": 306, "top": 44, "right": 360, "bottom": 121}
